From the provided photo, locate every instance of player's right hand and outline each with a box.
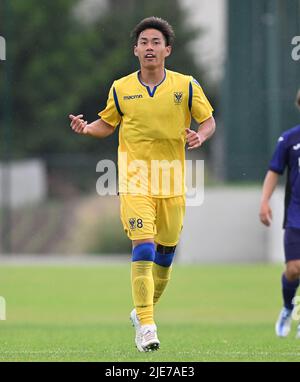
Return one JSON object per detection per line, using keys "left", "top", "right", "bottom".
{"left": 69, "top": 114, "right": 88, "bottom": 134}
{"left": 259, "top": 202, "right": 273, "bottom": 227}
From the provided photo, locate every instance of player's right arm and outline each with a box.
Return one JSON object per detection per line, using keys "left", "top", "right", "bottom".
{"left": 259, "top": 170, "right": 279, "bottom": 227}
{"left": 69, "top": 114, "right": 114, "bottom": 138}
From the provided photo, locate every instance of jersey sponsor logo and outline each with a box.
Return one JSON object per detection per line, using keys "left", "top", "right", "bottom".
{"left": 174, "top": 92, "right": 183, "bottom": 104}
{"left": 293, "top": 143, "right": 300, "bottom": 151}
{"left": 123, "top": 94, "right": 143, "bottom": 100}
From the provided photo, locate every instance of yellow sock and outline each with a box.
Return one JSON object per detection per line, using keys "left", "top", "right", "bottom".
{"left": 152, "top": 263, "right": 172, "bottom": 305}
{"left": 131, "top": 261, "right": 154, "bottom": 325}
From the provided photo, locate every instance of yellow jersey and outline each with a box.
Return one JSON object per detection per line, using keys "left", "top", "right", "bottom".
{"left": 98, "top": 69, "right": 213, "bottom": 197}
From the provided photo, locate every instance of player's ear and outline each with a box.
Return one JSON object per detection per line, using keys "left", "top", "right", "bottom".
{"left": 296, "top": 89, "right": 300, "bottom": 111}
{"left": 165, "top": 46, "right": 172, "bottom": 57}
{"left": 134, "top": 45, "right": 138, "bottom": 57}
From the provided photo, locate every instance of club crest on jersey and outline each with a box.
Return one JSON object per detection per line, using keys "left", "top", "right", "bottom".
{"left": 129, "top": 218, "right": 136, "bottom": 230}
{"left": 174, "top": 92, "right": 183, "bottom": 104}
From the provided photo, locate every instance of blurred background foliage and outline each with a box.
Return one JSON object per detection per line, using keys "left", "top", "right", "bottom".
{"left": 0, "top": 0, "right": 214, "bottom": 255}
{"left": 2, "top": 0, "right": 298, "bottom": 255}
{"left": 0, "top": 0, "right": 212, "bottom": 160}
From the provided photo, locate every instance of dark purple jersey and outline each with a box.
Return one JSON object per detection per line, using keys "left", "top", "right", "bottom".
{"left": 269, "top": 125, "right": 300, "bottom": 229}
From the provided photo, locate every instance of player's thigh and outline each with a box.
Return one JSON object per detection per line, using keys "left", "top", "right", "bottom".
{"left": 155, "top": 196, "right": 186, "bottom": 246}
{"left": 120, "top": 194, "right": 156, "bottom": 241}
{"left": 284, "top": 228, "right": 300, "bottom": 262}
{"left": 284, "top": 228, "right": 300, "bottom": 278}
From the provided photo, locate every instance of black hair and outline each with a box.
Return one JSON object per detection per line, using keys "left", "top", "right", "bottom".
{"left": 131, "top": 16, "right": 175, "bottom": 46}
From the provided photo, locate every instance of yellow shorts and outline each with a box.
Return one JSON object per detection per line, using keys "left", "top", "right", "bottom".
{"left": 120, "top": 194, "right": 186, "bottom": 246}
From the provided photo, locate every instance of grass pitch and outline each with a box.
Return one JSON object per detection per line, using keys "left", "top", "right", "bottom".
{"left": 0, "top": 263, "right": 299, "bottom": 362}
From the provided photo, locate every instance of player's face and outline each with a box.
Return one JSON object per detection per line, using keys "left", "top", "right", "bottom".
{"left": 134, "top": 29, "right": 171, "bottom": 69}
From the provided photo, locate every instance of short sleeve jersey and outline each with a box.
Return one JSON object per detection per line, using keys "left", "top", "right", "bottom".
{"left": 99, "top": 69, "right": 213, "bottom": 197}
{"left": 269, "top": 125, "right": 300, "bottom": 228}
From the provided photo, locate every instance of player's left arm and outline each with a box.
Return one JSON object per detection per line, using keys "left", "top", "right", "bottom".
{"left": 186, "top": 116, "right": 216, "bottom": 150}
{"left": 259, "top": 170, "right": 279, "bottom": 227}
{"left": 186, "top": 78, "right": 216, "bottom": 150}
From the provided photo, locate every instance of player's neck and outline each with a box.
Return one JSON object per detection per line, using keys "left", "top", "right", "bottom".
{"left": 139, "top": 67, "right": 165, "bottom": 89}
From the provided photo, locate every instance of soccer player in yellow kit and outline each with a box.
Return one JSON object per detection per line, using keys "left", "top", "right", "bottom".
{"left": 69, "top": 17, "right": 216, "bottom": 352}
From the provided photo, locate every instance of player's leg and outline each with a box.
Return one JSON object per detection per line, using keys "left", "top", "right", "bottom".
{"left": 131, "top": 238, "right": 160, "bottom": 351}
{"left": 153, "top": 195, "right": 185, "bottom": 305}
{"left": 120, "top": 195, "right": 159, "bottom": 351}
{"left": 276, "top": 228, "right": 300, "bottom": 338}
{"left": 131, "top": 238, "right": 155, "bottom": 326}
{"left": 152, "top": 244, "right": 176, "bottom": 305}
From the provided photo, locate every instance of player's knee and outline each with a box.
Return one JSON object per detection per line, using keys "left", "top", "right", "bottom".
{"left": 132, "top": 242, "right": 155, "bottom": 262}
{"left": 286, "top": 261, "right": 300, "bottom": 280}
{"left": 155, "top": 244, "right": 176, "bottom": 267}
{"left": 156, "top": 244, "right": 177, "bottom": 255}
{"left": 133, "top": 239, "right": 154, "bottom": 248}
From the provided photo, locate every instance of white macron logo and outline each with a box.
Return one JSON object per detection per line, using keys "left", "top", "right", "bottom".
{"left": 293, "top": 143, "right": 300, "bottom": 151}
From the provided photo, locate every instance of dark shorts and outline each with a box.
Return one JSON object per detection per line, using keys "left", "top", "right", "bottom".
{"left": 284, "top": 227, "right": 300, "bottom": 262}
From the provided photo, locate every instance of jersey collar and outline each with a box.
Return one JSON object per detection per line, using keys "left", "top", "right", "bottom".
{"left": 137, "top": 69, "right": 166, "bottom": 97}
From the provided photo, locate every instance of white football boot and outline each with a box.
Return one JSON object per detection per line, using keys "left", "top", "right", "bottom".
{"left": 140, "top": 324, "right": 160, "bottom": 352}
{"left": 275, "top": 307, "right": 293, "bottom": 337}
{"left": 130, "top": 309, "right": 160, "bottom": 352}
{"left": 130, "top": 309, "right": 143, "bottom": 351}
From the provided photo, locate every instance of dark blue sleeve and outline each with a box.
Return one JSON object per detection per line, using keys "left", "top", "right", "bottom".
{"left": 269, "top": 136, "right": 288, "bottom": 175}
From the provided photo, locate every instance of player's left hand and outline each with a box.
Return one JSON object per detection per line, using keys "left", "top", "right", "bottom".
{"left": 185, "top": 128, "right": 205, "bottom": 150}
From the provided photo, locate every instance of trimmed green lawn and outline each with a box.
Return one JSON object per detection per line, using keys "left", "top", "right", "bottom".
{"left": 0, "top": 264, "right": 299, "bottom": 361}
